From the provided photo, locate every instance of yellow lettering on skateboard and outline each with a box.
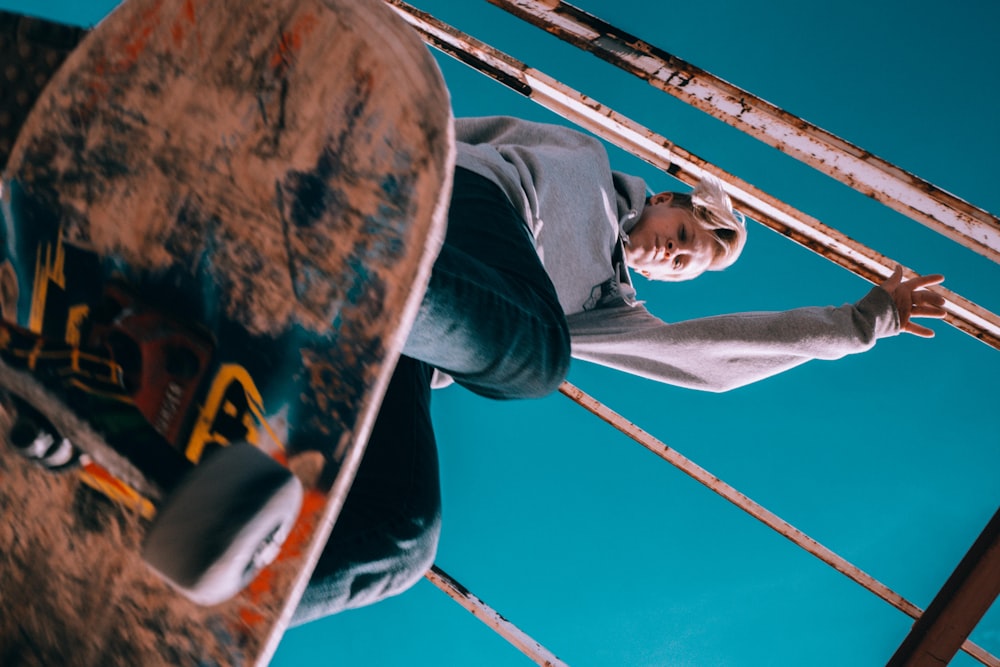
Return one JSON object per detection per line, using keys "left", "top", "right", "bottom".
{"left": 186, "top": 363, "right": 266, "bottom": 463}
{"left": 65, "top": 305, "right": 89, "bottom": 346}
{"left": 28, "top": 236, "right": 66, "bottom": 333}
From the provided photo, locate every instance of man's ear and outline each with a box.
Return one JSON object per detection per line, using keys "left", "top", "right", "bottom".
{"left": 649, "top": 192, "right": 674, "bottom": 206}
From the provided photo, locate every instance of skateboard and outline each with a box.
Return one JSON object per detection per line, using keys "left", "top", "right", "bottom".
{"left": 0, "top": 0, "right": 453, "bottom": 664}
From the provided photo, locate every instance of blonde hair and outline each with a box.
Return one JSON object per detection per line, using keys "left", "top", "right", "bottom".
{"left": 668, "top": 174, "right": 747, "bottom": 270}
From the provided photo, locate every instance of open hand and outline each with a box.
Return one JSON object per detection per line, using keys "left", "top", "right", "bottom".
{"left": 879, "top": 265, "right": 946, "bottom": 337}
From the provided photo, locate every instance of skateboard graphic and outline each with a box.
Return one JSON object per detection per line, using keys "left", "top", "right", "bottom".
{"left": 0, "top": 0, "right": 453, "bottom": 664}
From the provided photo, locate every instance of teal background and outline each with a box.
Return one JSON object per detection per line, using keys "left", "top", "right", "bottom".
{"left": 5, "top": 1, "right": 998, "bottom": 665}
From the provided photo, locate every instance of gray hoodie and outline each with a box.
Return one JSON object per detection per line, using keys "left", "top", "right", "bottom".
{"left": 454, "top": 116, "right": 898, "bottom": 392}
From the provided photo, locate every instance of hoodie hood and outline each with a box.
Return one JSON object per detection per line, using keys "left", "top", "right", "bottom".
{"left": 612, "top": 169, "right": 649, "bottom": 237}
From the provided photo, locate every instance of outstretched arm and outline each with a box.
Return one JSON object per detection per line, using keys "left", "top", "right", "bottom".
{"left": 567, "top": 272, "right": 945, "bottom": 392}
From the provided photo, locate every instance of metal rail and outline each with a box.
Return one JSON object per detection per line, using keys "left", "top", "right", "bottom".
{"left": 487, "top": 0, "right": 1000, "bottom": 265}
{"left": 888, "top": 508, "right": 1000, "bottom": 666}
{"left": 425, "top": 566, "right": 568, "bottom": 666}
{"left": 385, "top": 0, "right": 1000, "bottom": 352}
{"left": 558, "top": 381, "right": 1000, "bottom": 667}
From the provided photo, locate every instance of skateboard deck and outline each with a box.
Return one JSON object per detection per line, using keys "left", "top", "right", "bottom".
{"left": 0, "top": 0, "right": 453, "bottom": 664}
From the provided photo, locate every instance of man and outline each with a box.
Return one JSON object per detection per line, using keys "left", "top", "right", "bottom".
{"left": 293, "top": 116, "right": 945, "bottom": 624}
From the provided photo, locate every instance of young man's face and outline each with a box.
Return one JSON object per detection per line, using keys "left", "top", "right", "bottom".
{"left": 623, "top": 193, "right": 716, "bottom": 282}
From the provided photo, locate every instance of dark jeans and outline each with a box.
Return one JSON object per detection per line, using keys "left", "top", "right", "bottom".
{"left": 292, "top": 168, "right": 570, "bottom": 625}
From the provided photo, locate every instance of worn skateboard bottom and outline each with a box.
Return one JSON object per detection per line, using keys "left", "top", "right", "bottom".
{"left": 0, "top": 13, "right": 279, "bottom": 665}
{"left": 0, "top": 431, "right": 247, "bottom": 666}
{"left": 0, "top": 0, "right": 454, "bottom": 660}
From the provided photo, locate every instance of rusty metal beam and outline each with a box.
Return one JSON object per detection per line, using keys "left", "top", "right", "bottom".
{"left": 487, "top": 0, "right": 1000, "bottom": 265}
{"left": 888, "top": 508, "right": 1000, "bottom": 667}
{"left": 557, "top": 381, "right": 1000, "bottom": 667}
{"left": 385, "top": 0, "right": 1000, "bottom": 351}
{"left": 425, "top": 566, "right": 568, "bottom": 666}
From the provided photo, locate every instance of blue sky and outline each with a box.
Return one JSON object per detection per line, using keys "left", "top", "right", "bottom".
{"left": 7, "top": 1, "right": 998, "bottom": 665}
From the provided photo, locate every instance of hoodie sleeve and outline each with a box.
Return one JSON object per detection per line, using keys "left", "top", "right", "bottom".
{"left": 566, "top": 286, "right": 900, "bottom": 392}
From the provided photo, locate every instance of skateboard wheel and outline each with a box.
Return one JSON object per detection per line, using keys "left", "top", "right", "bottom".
{"left": 141, "top": 442, "right": 303, "bottom": 606}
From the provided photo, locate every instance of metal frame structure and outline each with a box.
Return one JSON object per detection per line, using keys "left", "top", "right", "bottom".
{"left": 387, "top": 1, "right": 1000, "bottom": 665}
{"left": 888, "top": 509, "right": 1000, "bottom": 666}
{"left": 426, "top": 566, "right": 569, "bottom": 666}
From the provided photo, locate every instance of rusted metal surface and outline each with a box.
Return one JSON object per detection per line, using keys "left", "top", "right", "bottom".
{"left": 557, "top": 381, "right": 1000, "bottom": 667}
{"left": 384, "top": 0, "right": 1000, "bottom": 351}
{"left": 424, "top": 565, "right": 568, "bottom": 667}
{"left": 888, "top": 508, "right": 1000, "bottom": 667}
{"left": 487, "top": 0, "right": 1000, "bottom": 265}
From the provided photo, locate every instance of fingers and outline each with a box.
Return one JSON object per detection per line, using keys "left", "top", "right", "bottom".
{"left": 909, "top": 277, "right": 946, "bottom": 320}
{"left": 913, "top": 289, "right": 946, "bottom": 305}
{"left": 880, "top": 265, "right": 903, "bottom": 292}
{"left": 910, "top": 305, "right": 947, "bottom": 319}
{"left": 881, "top": 265, "right": 947, "bottom": 338}
{"left": 903, "top": 321, "right": 936, "bottom": 338}
{"left": 902, "top": 272, "right": 945, "bottom": 291}
{"left": 881, "top": 265, "right": 944, "bottom": 292}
